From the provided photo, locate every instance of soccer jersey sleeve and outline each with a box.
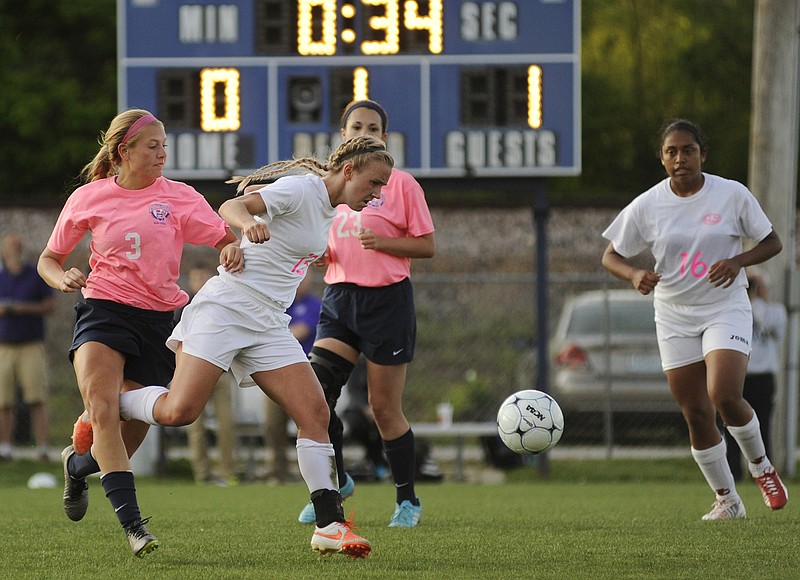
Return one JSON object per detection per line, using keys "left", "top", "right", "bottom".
{"left": 602, "top": 196, "right": 650, "bottom": 258}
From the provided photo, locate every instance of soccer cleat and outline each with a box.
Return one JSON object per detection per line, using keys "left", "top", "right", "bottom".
{"left": 126, "top": 517, "right": 159, "bottom": 557}
{"left": 61, "top": 445, "right": 89, "bottom": 522}
{"left": 388, "top": 499, "right": 422, "bottom": 528}
{"left": 71, "top": 412, "right": 93, "bottom": 455}
{"left": 298, "top": 473, "right": 355, "bottom": 524}
{"left": 753, "top": 466, "right": 788, "bottom": 510}
{"left": 311, "top": 519, "right": 371, "bottom": 559}
{"left": 701, "top": 496, "right": 746, "bottom": 520}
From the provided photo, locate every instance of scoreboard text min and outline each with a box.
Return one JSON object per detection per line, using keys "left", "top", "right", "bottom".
{"left": 118, "top": 0, "right": 580, "bottom": 179}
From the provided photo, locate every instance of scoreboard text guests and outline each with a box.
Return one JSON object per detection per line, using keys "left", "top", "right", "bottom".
{"left": 119, "top": 0, "right": 580, "bottom": 179}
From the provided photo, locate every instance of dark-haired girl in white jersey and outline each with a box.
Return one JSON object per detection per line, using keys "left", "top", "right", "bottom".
{"left": 602, "top": 119, "right": 787, "bottom": 520}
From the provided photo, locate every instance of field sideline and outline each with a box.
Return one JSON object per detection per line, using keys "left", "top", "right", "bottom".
{"left": 2, "top": 457, "right": 797, "bottom": 579}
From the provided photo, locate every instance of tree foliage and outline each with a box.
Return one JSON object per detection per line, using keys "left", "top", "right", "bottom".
{"left": 0, "top": 0, "right": 757, "bottom": 204}
{"left": 0, "top": 0, "right": 116, "bottom": 202}
{"left": 554, "top": 0, "right": 755, "bottom": 203}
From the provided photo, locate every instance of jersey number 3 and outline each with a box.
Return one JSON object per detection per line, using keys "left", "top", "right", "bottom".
{"left": 125, "top": 232, "right": 142, "bottom": 260}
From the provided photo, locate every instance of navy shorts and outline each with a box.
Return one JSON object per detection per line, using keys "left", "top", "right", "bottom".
{"left": 316, "top": 279, "right": 416, "bottom": 365}
{"left": 70, "top": 299, "right": 176, "bottom": 386}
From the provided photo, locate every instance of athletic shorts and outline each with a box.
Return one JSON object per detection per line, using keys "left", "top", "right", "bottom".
{"left": 70, "top": 299, "right": 176, "bottom": 386}
{"left": 654, "top": 289, "right": 752, "bottom": 371}
{"left": 0, "top": 342, "right": 48, "bottom": 407}
{"left": 168, "top": 276, "right": 309, "bottom": 387}
{"left": 315, "top": 278, "right": 416, "bottom": 365}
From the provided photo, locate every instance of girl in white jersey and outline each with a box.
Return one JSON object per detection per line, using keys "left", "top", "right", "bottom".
{"left": 37, "top": 109, "right": 240, "bottom": 556}
{"left": 76, "top": 135, "right": 394, "bottom": 559}
{"left": 296, "top": 100, "right": 435, "bottom": 529}
{"left": 601, "top": 119, "right": 787, "bottom": 520}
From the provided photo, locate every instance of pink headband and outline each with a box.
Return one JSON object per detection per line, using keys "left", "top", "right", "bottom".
{"left": 121, "top": 114, "right": 159, "bottom": 145}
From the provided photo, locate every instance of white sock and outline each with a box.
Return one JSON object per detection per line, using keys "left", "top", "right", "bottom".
{"left": 296, "top": 438, "right": 338, "bottom": 494}
{"left": 119, "top": 386, "right": 169, "bottom": 424}
{"left": 0, "top": 442, "right": 11, "bottom": 456}
{"left": 726, "top": 413, "right": 769, "bottom": 475}
{"left": 691, "top": 439, "right": 738, "bottom": 500}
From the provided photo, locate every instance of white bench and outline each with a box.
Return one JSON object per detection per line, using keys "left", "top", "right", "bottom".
{"left": 411, "top": 422, "right": 498, "bottom": 480}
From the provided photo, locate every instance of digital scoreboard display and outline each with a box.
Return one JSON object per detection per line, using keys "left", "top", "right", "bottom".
{"left": 118, "top": 0, "right": 580, "bottom": 180}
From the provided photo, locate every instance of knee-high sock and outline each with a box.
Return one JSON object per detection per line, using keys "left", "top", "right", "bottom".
{"left": 119, "top": 386, "right": 169, "bottom": 424}
{"left": 384, "top": 429, "right": 417, "bottom": 504}
{"left": 296, "top": 438, "right": 338, "bottom": 494}
{"left": 101, "top": 471, "right": 141, "bottom": 529}
{"left": 691, "top": 439, "right": 738, "bottom": 499}
{"left": 726, "top": 413, "right": 768, "bottom": 472}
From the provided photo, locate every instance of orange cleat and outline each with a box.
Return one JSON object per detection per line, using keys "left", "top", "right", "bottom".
{"left": 311, "top": 518, "right": 371, "bottom": 559}
{"left": 71, "top": 412, "right": 94, "bottom": 455}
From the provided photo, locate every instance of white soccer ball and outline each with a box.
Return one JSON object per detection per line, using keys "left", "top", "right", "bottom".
{"left": 27, "top": 471, "right": 58, "bottom": 489}
{"left": 497, "top": 389, "right": 564, "bottom": 454}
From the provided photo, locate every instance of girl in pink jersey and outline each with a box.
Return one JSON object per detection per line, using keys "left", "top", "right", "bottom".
{"left": 602, "top": 119, "right": 787, "bottom": 520}
{"left": 37, "top": 109, "right": 239, "bottom": 557}
{"left": 77, "top": 135, "right": 394, "bottom": 559}
{"left": 296, "top": 100, "right": 435, "bottom": 528}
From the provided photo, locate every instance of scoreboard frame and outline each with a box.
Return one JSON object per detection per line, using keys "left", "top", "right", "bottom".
{"left": 118, "top": 0, "right": 581, "bottom": 181}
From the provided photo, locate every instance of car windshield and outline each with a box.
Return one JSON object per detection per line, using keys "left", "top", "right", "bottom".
{"left": 566, "top": 299, "right": 656, "bottom": 336}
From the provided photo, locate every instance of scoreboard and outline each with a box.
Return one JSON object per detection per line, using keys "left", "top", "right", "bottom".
{"left": 118, "top": 0, "right": 580, "bottom": 180}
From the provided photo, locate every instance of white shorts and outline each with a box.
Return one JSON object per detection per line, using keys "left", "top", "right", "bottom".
{"left": 168, "top": 276, "right": 309, "bottom": 387}
{"left": 654, "top": 290, "right": 752, "bottom": 371}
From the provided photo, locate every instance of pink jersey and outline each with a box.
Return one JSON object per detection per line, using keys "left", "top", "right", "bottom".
{"left": 324, "top": 168, "right": 435, "bottom": 287}
{"left": 47, "top": 176, "right": 228, "bottom": 311}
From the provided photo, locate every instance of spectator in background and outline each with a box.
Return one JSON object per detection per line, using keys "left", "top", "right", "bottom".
{"left": 183, "top": 263, "right": 238, "bottom": 486}
{"left": 724, "top": 271, "right": 787, "bottom": 480}
{"left": 264, "top": 270, "right": 321, "bottom": 483}
{"left": 0, "top": 233, "right": 55, "bottom": 462}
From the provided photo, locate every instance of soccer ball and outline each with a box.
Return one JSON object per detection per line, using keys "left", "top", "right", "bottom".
{"left": 496, "top": 389, "right": 564, "bottom": 454}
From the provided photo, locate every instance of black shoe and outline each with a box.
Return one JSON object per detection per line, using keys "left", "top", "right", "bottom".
{"left": 126, "top": 517, "right": 159, "bottom": 557}
{"left": 61, "top": 446, "right": 88, "bottom": 521}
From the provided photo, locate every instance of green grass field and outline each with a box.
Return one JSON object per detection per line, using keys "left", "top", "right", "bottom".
{"left": 1, "top": 456, "right": 797, "bottom": 579}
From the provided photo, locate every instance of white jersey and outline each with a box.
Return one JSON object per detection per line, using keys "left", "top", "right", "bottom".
{"left": 748, "top": 297, "right": 787, "bottom": 374}
{"left": 602, "top": 173, "right": 773, "bottom": 306}
{"left": 218, "top": 174, "right": 336, "bottom": 310}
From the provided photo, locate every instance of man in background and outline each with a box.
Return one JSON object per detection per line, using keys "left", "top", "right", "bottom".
{"left": 264, "top": 271, "right": 321, "bottom": 483}
{"left": 0, "top": 232, "right": 55, "bottom": 461}
{"left": 724, "top": 271, "right": 787, "bottom": 480}
{"left": 183, "top": 263, "right": 238, "bottom": 485}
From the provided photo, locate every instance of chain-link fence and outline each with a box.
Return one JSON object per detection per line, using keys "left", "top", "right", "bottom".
{"left": 405, "top": 272, "right": 688, "bottom": 452}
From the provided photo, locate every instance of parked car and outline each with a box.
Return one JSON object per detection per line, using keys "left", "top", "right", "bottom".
{"left": 549, "top": 289, "right": 677, "bottom": 413}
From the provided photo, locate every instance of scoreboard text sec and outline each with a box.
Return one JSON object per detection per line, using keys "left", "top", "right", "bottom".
{"left": 119, "top": 0, "right": 580, "bottom": 179}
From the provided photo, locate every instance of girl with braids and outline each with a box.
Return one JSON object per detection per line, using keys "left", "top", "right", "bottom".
{"left": 296, "top": 100, "right": 435, "bottom": 529}
{"left": 37, "top": 109, "right": 240, "bottom": 557}
{"left": 77, "top": 134, "right": 394, "bottom": 558}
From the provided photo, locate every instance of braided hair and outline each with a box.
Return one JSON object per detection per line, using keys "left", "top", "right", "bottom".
{"left": 227, "top": 135, "right": 394, "bottom": 194}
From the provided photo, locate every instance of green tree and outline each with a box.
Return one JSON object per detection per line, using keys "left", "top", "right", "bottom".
{"left": 553, "top": 0, "right": 754, "bottom": 204}
{"left": 0, "top": 0, "right": 116, "bottom": 201}
{"left": 0, "top": 0, "right": 758, "bottom": 205}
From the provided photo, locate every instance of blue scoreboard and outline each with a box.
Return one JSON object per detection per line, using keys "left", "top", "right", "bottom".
{"left": 118, "top": 0, "right": 580, "bottom": 180}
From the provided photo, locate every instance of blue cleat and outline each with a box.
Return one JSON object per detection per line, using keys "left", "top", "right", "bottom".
{"left": 298, "top": 473, "right": 355, "bottom": 524}
{"left": 388, "top": 499, "right": 422, "bottom": 527}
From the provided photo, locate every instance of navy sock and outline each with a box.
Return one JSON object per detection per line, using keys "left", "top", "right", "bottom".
{"left": 101, "top": 471, "right": 141, "bottom": 529}
{"left": 70, "top": 450, "right": 101, "bottom": 479}
{"left": 383, "top": 429, "right": 418, "bottom": 504}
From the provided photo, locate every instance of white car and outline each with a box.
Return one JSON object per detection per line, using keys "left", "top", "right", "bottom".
{"left": 549, "top": 289, "right": 676, "bottom": 413}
